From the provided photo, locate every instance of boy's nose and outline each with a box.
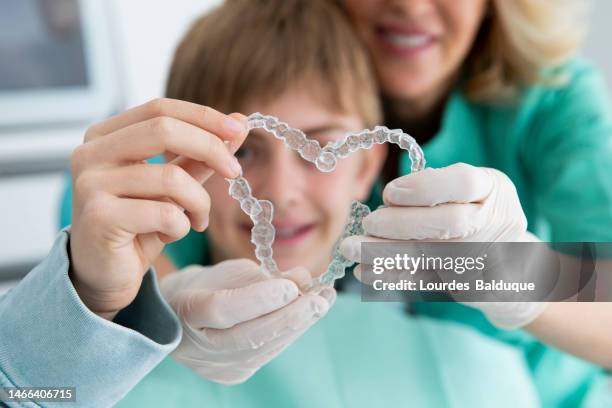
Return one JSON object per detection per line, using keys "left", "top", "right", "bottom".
{"left": 254, "top": 151, "right": 306, "bottom": 216}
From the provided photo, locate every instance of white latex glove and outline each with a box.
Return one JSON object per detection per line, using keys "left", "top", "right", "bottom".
{"left": 342, "top": 163, "right": 547, "bottom": 330}
{"left": 160, "top": 259, "right": 335, "bottom": 384}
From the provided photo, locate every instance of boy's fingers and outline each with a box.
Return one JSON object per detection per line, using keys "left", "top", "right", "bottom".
{"left": 90, "top": 163, "right": 211, "bottom": 231}
{"left": 79, "top": 117, "right": 242, "bottom": 178}
{"left": 227, "top": 112, "right": 250, "bottom": 150}
{"left": 169, "top": 125, "right": 246, "bottom": 184}
{"left": 169, "top": 157, "right": 214, "bottom": 186}
{"left": 82, "top": 197, "right": 191, "bottom": 243}
{"left": 85, "top": 98, "right": 247, "bottom": 142}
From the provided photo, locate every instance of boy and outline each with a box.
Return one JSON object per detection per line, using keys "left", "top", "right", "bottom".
{"left": 45, "top": 0, "right": 540, "bottom": 406}
{"left": 159, "top": 0, "right": 385, "bottom": 278}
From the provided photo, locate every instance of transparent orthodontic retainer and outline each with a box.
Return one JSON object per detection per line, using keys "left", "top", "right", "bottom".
{"left": 226, "top": 112, "right": 426, "bottom": 292}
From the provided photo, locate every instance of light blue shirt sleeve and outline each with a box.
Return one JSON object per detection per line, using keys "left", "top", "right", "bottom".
{"left": 0, "top": 229, "right": 182, "bottom": 407}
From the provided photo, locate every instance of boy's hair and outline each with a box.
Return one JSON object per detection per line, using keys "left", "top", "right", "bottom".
{"left": 166, "top": 0, "right": 381, "bottom": 127}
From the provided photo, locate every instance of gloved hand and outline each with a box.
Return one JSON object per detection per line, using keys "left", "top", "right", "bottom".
{"left": 341, "top": 163, "right": 547, "bottom": 330}
{"left": 160, "top": 259, "right": 335, "bottom": 384}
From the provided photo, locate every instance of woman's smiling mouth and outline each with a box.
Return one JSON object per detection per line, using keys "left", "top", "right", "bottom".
{"left": 376, "top": 24, "right": 438, "bottom": 57}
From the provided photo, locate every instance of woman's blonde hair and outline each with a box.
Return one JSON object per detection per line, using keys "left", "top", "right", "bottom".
{"left": 464, "top": 0, "right": 589, "bottom": 102}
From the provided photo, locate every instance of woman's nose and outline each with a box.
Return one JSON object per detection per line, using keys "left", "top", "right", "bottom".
{"left": 389, "top": 0, "right": 434, "bottom": 17}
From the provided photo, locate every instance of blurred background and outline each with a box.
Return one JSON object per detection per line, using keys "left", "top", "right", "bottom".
{"left": 0, "top": 0, "right": 610, "bottom": 292}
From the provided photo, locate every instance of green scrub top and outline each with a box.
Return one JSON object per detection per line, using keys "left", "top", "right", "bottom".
{"left": 59, "top": 58, "right": 612, "bottom": 406}
{"left": 117, "top": 294, "right": 547, "bottom": 408}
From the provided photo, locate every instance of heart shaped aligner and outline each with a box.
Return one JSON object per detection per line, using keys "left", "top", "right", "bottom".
{"left": 224, "top": 113, "right": 426, "bottom": 284}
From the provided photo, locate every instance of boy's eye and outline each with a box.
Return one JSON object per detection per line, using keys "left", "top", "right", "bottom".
{"left": 235, "top": 145, "right": 261, "bottom": 166}
{"left": 235, "top": 146, "right": 253, "bottom": 160}
{"left": 307, "top": 130, "right": 346, "bottom": 146}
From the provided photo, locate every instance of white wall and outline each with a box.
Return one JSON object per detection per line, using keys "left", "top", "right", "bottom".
{"left": 109, "top": 0, "right": 221, "bottom": 107}
{"left": 583, "top": 0, "right": 612, "bottom": 88}
{"left": 0, "top": 0, "right": 220, "bottom": 273}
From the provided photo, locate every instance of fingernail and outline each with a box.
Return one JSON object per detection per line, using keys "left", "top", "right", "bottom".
{"left": 340, "top": 239, "right": 359, "bottom": 261}
{"left": 223, "top": 139, "right": 239, "bottom": 155}
{"left": 387, "top": 186, "right": 411, "bottom": 204}
{"left": 318, "top": 287, "right": 335, "bottom": 305}
{"left": 301, "top": 281, "right": 314, "bottom": 293}
{"left": 282, "top": 283, "right": 299, "bottom": 303}
{"left": 362, "top": 214, "right": 378, "bottom": 235}
{"left": 229, "top": 156, "right": 242, "bottom": 177}
{"left": 353, "top": 265, "right": 362, "bottom": 281}
{"left": 224, "top": 118, "right": 246, "bottom": 135}
{"left": 281, "top": 267, "right": 313, "bottom": 292}
{"left": 311, "top": 299, "right": 328, "bottom": 318}
{"left": 201, "top": 216, "right": 209, "bottom": 231}
{"left": 391, "top": 173, "right": 417, "bottom": 188}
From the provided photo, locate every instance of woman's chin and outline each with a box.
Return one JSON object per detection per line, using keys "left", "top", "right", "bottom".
{"left": 383, "top": 79, "right": 436, "bottom": 101}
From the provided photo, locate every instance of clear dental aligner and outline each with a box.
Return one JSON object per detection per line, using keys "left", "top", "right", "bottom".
{"left": 227, "top": 177, "right": 279, "bottom": 276}
{"left": 226, "top": 112, "right": 426, "bottom": 281}
{"left": 318, "top": 200, "right": 371, "bottom": 287}
{"left": 246, "top": 112, "right": 425, "bottom": 173}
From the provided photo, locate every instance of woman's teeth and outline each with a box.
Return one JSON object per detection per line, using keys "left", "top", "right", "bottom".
{"left": 384, "top": 32, "right": 430, "bottom": 48}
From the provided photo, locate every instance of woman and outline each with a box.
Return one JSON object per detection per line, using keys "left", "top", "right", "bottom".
{"left": 336, "top": 0, "right": 612, "bottom": 405}
{"left": 152, "top": 0, "right": 612, "bottom": 404}
{"left": 135, "top": 0, "right": 612, "bottom": 405}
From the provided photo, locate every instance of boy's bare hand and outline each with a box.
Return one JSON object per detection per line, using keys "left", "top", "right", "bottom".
{"left": 69, "top": 98, "right": 248, "bottom": 320}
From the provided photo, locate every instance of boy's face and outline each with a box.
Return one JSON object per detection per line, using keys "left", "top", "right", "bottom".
{"left": 205, "top": 82, "right": 385, "bottom": 276}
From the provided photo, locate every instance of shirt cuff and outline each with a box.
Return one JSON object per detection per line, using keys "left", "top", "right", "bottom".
{"left": 0, "top": 228, "right": 181, "bottom": 407}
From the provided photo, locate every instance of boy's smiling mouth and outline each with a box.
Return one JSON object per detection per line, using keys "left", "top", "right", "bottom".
{"left": 240, "top": 221, "right": 316, "bottom": 246}
{"left": 272, "top": 222, "right": 316, "bottom": 246}
{"left": 228, "top": 112, "right": 425, "bottom": 284}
